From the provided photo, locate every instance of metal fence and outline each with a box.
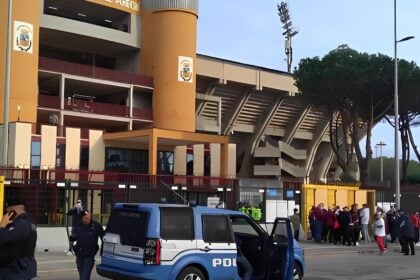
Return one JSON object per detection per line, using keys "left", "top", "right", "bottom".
{"left": 1, "top": 168, "right": 239, "bottom": 226}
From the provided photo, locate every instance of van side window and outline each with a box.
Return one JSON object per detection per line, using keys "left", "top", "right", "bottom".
{"left": 160, "top": 207, "right": 194, "bottom": 240}
{"left": 271, "top": 221, "right": 289, "bottom": 244}
{"left": 231, "top": 217, "right": 259, "bottom": 237}
{"left": 202, "top": 215, "right": 235, "bottom": 243}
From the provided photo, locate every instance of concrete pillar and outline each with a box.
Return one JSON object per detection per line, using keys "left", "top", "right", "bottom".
{"left": 41, "top": 125, "right": 57, "bottom": 170}
{"left": 193, "top": 144, "right": 204, "bottom": 176}
{"left": 174, "top": 146, "right": 187, "bottom": 175}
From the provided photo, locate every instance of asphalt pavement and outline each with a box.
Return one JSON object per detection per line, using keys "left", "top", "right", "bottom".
{"left": 302, "top": 239, "right": 420, "bottom": 280}
{"left": 36, "top": 239, "right": 420, "bottom": 279}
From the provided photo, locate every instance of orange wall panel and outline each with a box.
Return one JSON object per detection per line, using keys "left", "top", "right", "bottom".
{"left": 347, "top": 191, "right": 355, "bottom": 207}
{"left": 328, "top": 189, "right": 336, "bottom": 208}
{"left": 1, "top": 0, "right": 40, "bottom": 124}
{"left": 336, "top": 190, "right": 348, "bottom": 208}
{"left": 315, "top": 188, "right": 328, "bottom": 206}
{"left": 355, "top": 190, "right": 367, "bottom": 206}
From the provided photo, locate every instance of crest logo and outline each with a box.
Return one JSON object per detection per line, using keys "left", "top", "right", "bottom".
{"left": 13, "top": 21, "right": 33, "bottom": 53}
{"left": 178, "top": 56, "right": 193, "bottom": 83}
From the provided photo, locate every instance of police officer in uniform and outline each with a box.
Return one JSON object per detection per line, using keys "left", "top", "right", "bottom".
{"left": 67, "top": 198, "right": 84, "bottom": 252}
{"left": 67, "top": 198, "right": 84, "bottom": 231}
{"left": 0, "top": 199, "right": 37, "bottom": 280}
{"left": 70, "top": 210, "right": 104, "bottom": 280}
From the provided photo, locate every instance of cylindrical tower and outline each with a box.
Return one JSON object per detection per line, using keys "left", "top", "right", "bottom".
{"left": 140, "top": 0, "right": 198, "bottom": 132}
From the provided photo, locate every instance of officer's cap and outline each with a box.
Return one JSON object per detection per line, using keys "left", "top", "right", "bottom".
{"left": 81, "top": 210, "right": 90, "bottom": 217}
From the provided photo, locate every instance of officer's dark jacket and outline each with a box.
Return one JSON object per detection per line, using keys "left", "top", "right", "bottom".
{"left": 400, "top": 213, "right": 415, "bottom": 239}
{"left": 70, "top": 220, "right": 104, "bottom": 258}
{"left": 0, "top": 213, "right": 37, "bottom": 280}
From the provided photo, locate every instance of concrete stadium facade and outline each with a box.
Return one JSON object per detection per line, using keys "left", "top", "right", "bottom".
{"left": 0, "top": 0, "right": 349, "bottom": 227}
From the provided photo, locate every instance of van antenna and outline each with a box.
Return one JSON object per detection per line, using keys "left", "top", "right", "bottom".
{"left": 160, "top": 181, "right": 189, "bottom": 205}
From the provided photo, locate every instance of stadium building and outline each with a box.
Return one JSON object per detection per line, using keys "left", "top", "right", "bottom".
{"left": 0, "top": 0, "right": 369, "bottom": 227}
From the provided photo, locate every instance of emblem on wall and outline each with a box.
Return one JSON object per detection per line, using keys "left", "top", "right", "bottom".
{"left": 178, "top": 56, "right": 193, "bottom": 83}
{"left": 13, "top": 21, "right": 33, "bottom": 53}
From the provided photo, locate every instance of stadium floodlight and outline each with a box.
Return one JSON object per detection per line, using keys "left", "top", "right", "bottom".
{"left": 277, "top": 1, "right": 299, "bottom": 73}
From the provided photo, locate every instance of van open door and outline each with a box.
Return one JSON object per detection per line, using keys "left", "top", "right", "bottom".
{"left": 269, "top": 218, "right": 294, "bottom": 280}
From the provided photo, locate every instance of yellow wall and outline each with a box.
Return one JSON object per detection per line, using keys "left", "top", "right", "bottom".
{"left": 140, "top": 9, "right": 197, "bottom": 132}
{"left": 304, "top": 188, "right": 315, "bottom": 226}
{"left": 336, "top": 190, "right": 348, "bottom": 208}
{"left": 315, "top": 189, "right": 328, "bottom": 206}
{"left": 302, "top": 184, "right": 375, "bottom": 235}
{"left": 41, "top": 125, "right": 57, "bottom": 169}
{"left": 0, "top": 0, "right": 40, "bottom": 124}
{"left": 355, "top": 190, "right": 367, "bottom": 206}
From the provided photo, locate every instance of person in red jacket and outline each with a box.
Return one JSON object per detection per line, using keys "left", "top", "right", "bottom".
{"left": 322, "top": 207, "right": 335, "bottom": 243}
{"left": 410, "top": 210, "right": 419, "bottom": 244}
{"left": 313, "top": 203, "right": 325, "bottom": 243}
{"left": 350, "top": 204, "right": 361, "bottom": 246}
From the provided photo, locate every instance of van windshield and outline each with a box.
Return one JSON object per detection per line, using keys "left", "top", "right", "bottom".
{"left": 106, "top": 209, "right": 149, "bottom": 247}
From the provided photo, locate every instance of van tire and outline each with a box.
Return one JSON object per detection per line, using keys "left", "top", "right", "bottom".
{"left": 293, "top": 262, "right": 303, "bottom": 280}
{"left": 177, "top": 266, "right": 206, "bottom": 280}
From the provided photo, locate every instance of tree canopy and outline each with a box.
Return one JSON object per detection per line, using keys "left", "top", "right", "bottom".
{"left": 294, "top": 45, "right": 396, "bottom": 184}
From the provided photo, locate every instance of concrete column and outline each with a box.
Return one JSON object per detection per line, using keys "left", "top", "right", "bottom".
{"left": 148, "top": 129, "right": 157, "bottom": 175}
{"left": 65, "top": 127, "right": 80, "bottom": 170}
{"left": 193, "top": 144, "right": 204, "bottom": 176}
{"left": 174, "top": 146, "right": 187, "bottom": 175}
{"left": 210, "top": 143, "right": 220, "bottom": 177}
{"left": 89, "top": 130, "right": 105, "bottom": 171}
{"left": 40, "top": 125, "right": 57, "bottom": 170}
{"left": 227, "top": 144, "right": 237, "bottom": 178}
{"left": 8, "top": 122, "right": 31, "bottom": 168}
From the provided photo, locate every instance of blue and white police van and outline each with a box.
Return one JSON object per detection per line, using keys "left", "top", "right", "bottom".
{"left": 96, "top": 203, "right": 299, "bottom": 280}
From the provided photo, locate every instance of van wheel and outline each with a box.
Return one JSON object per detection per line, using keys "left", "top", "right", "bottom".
{"left": 177, "top": 266, "right": 206, "bottom": 280}
{"left": 293, "top": 262, "right": 303, "bottom": 280}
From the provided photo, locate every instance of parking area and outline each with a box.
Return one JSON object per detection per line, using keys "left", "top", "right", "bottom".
{"left": 37, "top": 240, "right": 420, "bottom": 280}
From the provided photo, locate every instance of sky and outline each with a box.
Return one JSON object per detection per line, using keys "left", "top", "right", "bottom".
{"left": 196, "top": 0, "right": 420, "bottom": 158}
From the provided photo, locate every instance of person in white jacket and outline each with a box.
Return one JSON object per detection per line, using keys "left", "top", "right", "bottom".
{"left": 360, "top": 204, "right": 370, "bottom": 243}
{"left": 373, "top": 212, "right": 386, "bottom": 254}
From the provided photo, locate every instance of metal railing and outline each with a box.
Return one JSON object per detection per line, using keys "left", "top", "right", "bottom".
{"left": 38, "top": 94, "right": 153, "bottom": 121}
{"left": 39, "top": 57, "right": 153, "bottom": 88}
{"left": 1, "top": 167, "right": 239, "bottom": 225}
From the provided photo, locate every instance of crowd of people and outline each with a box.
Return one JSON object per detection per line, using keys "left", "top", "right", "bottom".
{"left": 308, "top": 202, "right": 420, "bottom": 255}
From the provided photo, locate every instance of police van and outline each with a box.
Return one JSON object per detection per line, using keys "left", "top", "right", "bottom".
{"left": 96, "top": 203, "right": 298, "bottom": 280}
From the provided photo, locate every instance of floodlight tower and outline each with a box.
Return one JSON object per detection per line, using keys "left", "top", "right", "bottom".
{"left": 277, "top": 1, "right": 299, "bottom": 73}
